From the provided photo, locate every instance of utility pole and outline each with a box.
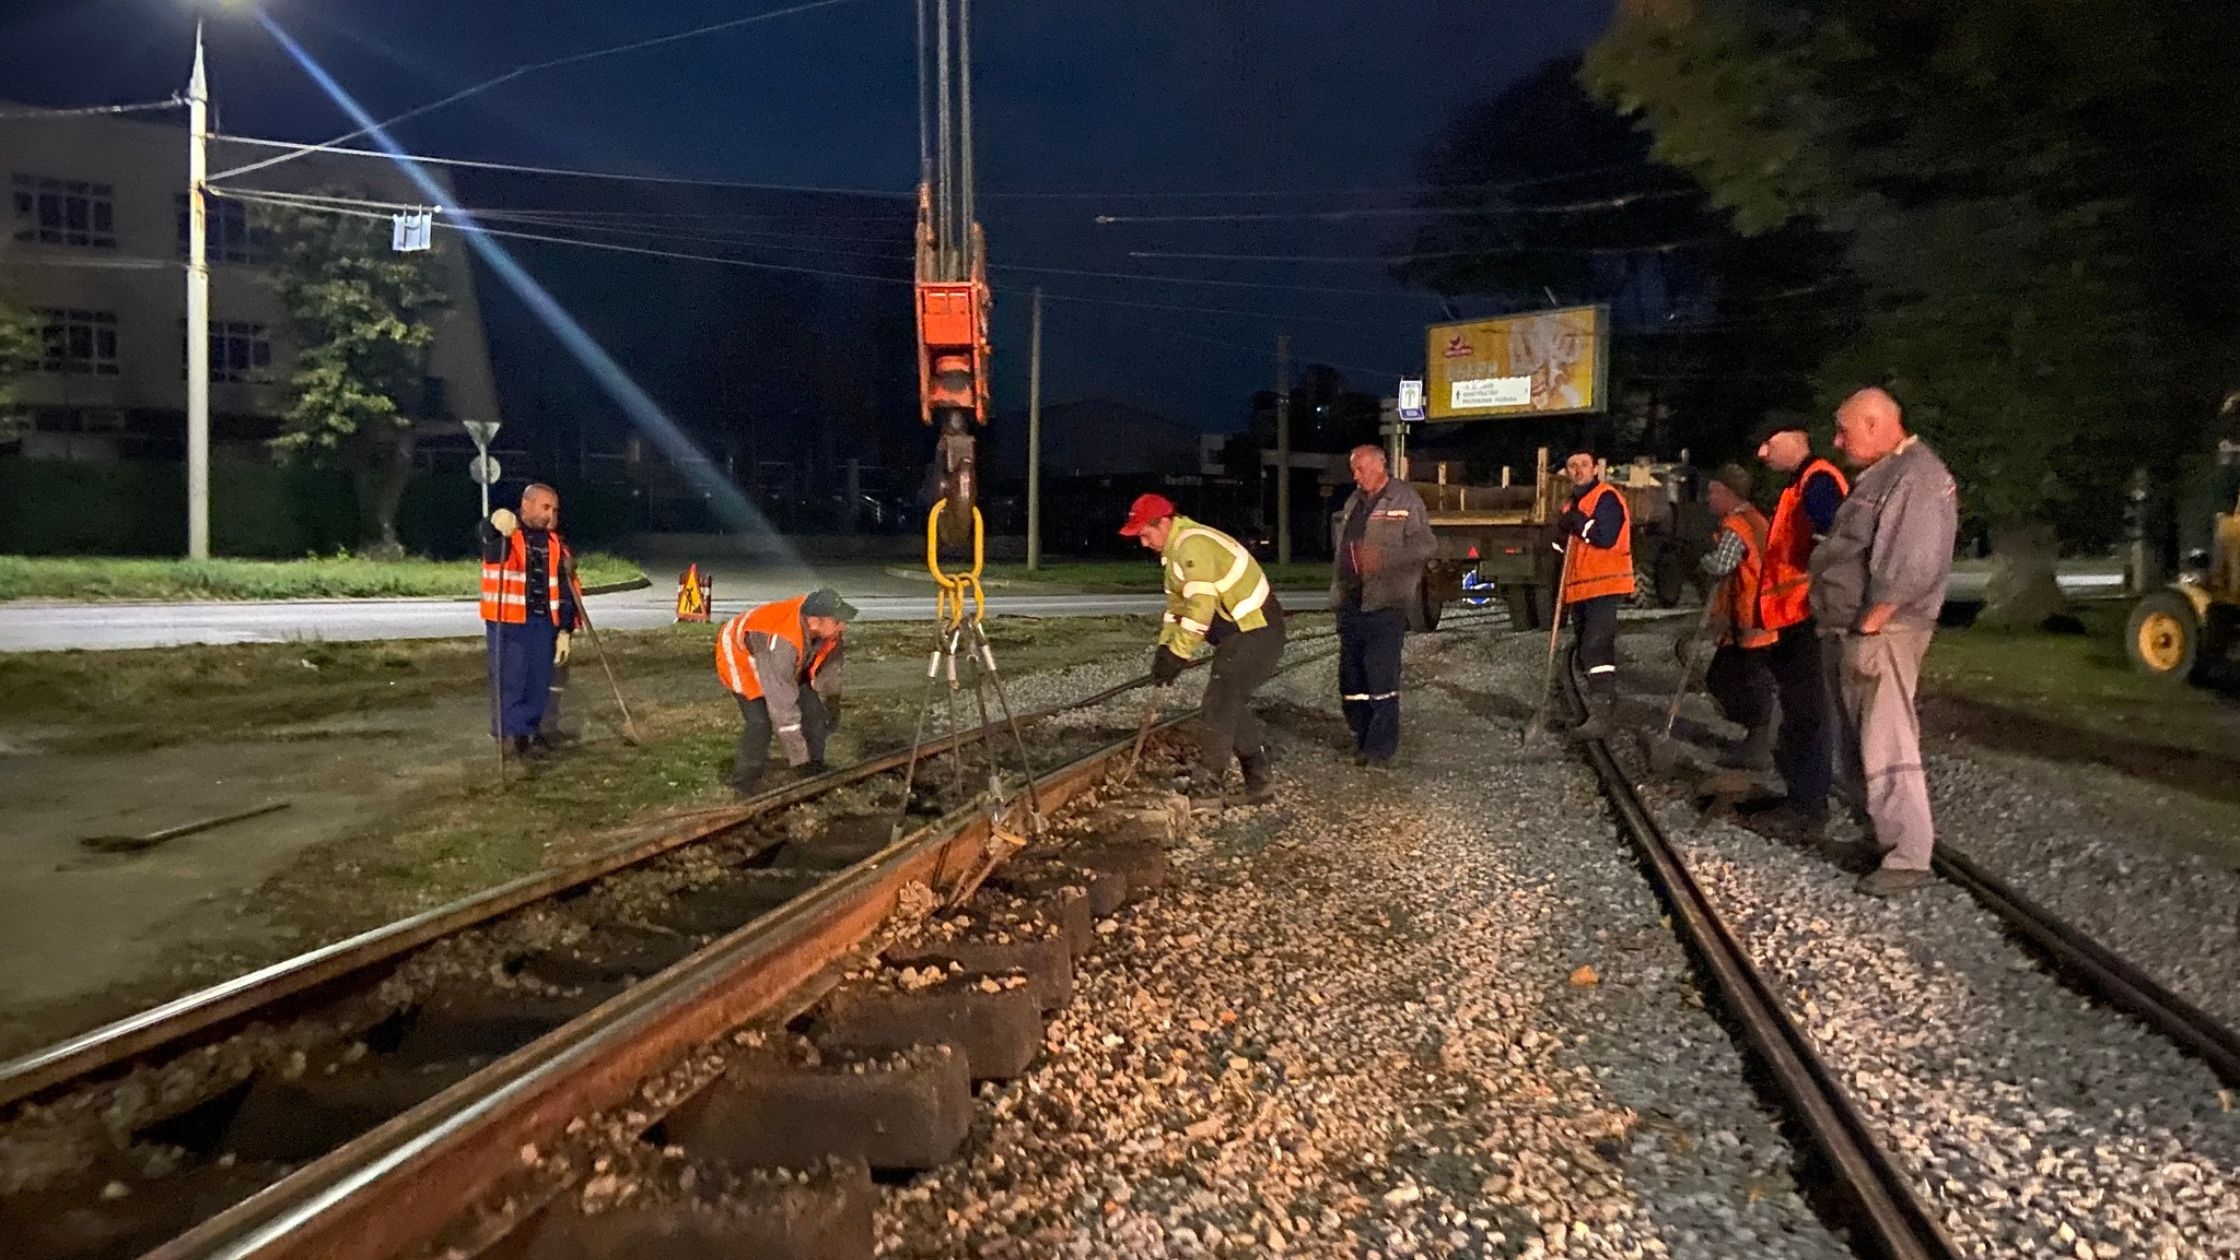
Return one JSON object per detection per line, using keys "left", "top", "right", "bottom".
{"left": 1274, "top": 333, "right": 1291, "bottom": 565}
{"left": 185, "top": 22, "right": 211, "bottom": 559}
{"left": 1026, "top": 286, "right": 1043, "bottom": 573}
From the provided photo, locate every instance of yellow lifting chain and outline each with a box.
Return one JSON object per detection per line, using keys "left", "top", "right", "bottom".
{"left": 923, "top": 498, "right": 985, "bottom": 631}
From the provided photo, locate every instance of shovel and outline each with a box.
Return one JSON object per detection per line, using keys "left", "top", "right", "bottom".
{"left": 80, "top": 801, "right": 290, "bottom": 854}
{"left": 568, "top": 569, "right": 643, "bottom": 746}
{"left": 1520, "top": 542, "right": 1578, "bottom": 746}
{"left": 1645, "top": 600, "right": 1722, "bottom": 776}
{"left": 1117, "top": 692, "right": 1161, "bottom": 783}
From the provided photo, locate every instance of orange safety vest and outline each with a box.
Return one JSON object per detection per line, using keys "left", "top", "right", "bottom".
{"left": 479, "top": 530, "right": 567, "bottom": 625}
{"left": 1759, "top": 458, "right": 1850, "bottom": 631}
{"left": 1562, "top": 483, "right": 1636, "bottom": 605}
{"left": 715, "top": 594, "right": 841, "bottom": 700}
{"left": 1718, "top": 505, "right": 1778, "bottom": 649}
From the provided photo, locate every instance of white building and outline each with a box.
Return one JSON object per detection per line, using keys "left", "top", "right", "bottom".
{"left": 0, "top": 107, "right": 499, "bottom": 460}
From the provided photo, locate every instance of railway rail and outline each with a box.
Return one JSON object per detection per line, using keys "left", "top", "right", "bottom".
{"left": 7, "top": 612, "right": 1531, "bottom": 1260}
{"left": 1560, "top": 654, "right": 2240, "bottom": 1260}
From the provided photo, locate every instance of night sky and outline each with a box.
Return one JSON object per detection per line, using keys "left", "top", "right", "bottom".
{"left": 2, "top": 0, "right": 1612, "bottom": 445}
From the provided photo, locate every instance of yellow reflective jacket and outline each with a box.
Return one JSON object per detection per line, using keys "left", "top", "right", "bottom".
{"left": 1157, "top": 515, "right": 1271, "bottom": 657}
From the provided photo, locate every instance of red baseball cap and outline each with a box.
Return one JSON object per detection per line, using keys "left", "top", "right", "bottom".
{"left": 1117, "top": 492, "right": 1177, "bottom": 537}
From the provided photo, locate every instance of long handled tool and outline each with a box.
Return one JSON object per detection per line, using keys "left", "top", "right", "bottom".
{"left": 568, "top": 572, "right": 643, "bottom": 746}
{"left": 1521, "top": 541, "right": 1578, "bottom": 746}
{"left": 1117, "top": 691, "right": 1161, "bottom": 783}
{"left": 1646, "top": 599, "right": 1722, "bottom": 775}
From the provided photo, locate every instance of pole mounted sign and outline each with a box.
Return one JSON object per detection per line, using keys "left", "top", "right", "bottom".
{"left": 1397, "top": 377, "right": 1426, "bottom": 422}
{"left": 464, "top": 421, "right": 501, "bottom": 516}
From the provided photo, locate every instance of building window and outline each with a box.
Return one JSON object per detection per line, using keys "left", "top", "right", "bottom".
{"left": 36, "top": 309, "right": 120, "bottom": 376}
{"left": 12, "top": 175, "right": 117, "bottom": 249}
{"left": 179, "top": 320, "right": 275, "bottom": 383}
{"left": 175, "top": 194, "right": 269, "bottom": 263}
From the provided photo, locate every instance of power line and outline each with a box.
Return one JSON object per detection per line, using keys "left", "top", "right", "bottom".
{"left": 213, "top": 134, "right": 913, "bottom": 199}
{"left": 209, "top": 0, "right": 874, "bottom": 181}
{"left": 981, "top": 164, "right": 1640, "bottom": 202}
{"left": 1126, "top": 239, "right": 1719, "bottom": 265}
{"left": 1092, "top": 190, "right": 1699, "bottom": 226}
{"left": 991, "top": 261, "right": 1442, "bottom": 301}
{"left": 0, "top": 96, "right": 184, "bottom": 122}
{"left": 1105, "top": 317, "right": 1408, "bottom": 382}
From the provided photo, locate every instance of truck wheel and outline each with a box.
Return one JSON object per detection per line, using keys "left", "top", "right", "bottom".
{"left": 1417, "top": 581, "right": 1446, "bottom": 632}
{"left": 1503, "top": 585, "right": 1545, "bottom": 632}
{"left": 2125, "top": 590, "right": 2200, "bottom": 682}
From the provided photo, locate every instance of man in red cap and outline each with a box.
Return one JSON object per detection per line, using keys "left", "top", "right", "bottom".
{"left": 1121, "top": 492, "right": 1286, "bottom": 809}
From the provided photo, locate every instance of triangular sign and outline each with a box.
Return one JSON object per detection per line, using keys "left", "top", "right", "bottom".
{"left": 462, "top": 420, "right": 501, "bottom": 449}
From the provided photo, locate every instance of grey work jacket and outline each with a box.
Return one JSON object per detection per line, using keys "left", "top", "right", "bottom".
{"left": 749, "top": 631, "right": 844, "bottom": 765}
{"left": 1329, "top": 478, "right": 1435, "bottom": 613}
{"left": 1807, "top": 438, "right": 1958, "bottom": 635}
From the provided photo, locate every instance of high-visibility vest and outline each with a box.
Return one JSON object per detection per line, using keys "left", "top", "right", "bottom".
{"left": 715, "top": 594, "right": 840, "bottom": 700}
{"left": 480, "top": 530, "right": 567, "bottom": 625}
{"left": 1561, "top": 483, "right": 1636, "bottom": 605}
{"left": 1759, "top": 458, "right": 1850, "bottom": 631}
{"left": 1158, "top": 515, "right": 1272, "bottom": 655}
{"left": 1717, "top": 505, "right": 1778, "bottom": 649}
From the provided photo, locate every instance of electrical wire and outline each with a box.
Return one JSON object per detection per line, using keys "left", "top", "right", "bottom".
{"left": 0, "top": 96, "right": 185, "bottom": 122}
{"left": 1125, "top": 239, "right": 1720, "bottom": 265}
{"left": 1092, "top": 189, "right": 1700, "bottom": 226}
{"left": 980, "top": 164, "right": 1640, "bottom": 201}
{"left": 209, "top": 0, "right": 874, "bottom": 182}
{"left": 213, "top": 134, "right": 913, "bottom": 199}
{"left": 991, "top": 262, "right": 1444, "bottom": 301}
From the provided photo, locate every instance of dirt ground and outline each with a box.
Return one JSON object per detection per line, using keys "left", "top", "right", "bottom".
{"left": 0, "top": 616, "right": 1150, "bottom": 1057}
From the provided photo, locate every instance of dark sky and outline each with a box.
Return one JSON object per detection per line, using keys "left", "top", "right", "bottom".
{"left": 2, "top": 0, "right": 1613, "bottom": 440}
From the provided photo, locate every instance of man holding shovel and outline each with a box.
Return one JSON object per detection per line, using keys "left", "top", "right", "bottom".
{"left": 480, "top": 483, "right": 580, "bottom": 762}
{"left": 1697, "top": 464, "right": 1779, "bottom": 769}
{"left": 1554, "top": 451, "right": 1634, "bottom": 740}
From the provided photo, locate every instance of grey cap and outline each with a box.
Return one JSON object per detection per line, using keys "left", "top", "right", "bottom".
{"left": 801, "top": 587, "right": 859, "bottom": 622}
{"left": 1710, "top": 463, "right": 1754, "bottom": 499}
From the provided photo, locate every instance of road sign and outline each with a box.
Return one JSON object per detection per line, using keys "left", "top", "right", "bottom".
{"left": 1398, "top": 378, "right": 1426, "bottom": 421}
{"left": 469, "top": 454, "right": 502, "bottom": 486}
{"left": 462, "top": 420, "right": 500, "bottom": 450}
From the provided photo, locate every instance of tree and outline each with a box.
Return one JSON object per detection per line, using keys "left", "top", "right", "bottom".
{"left": 266, "top": 196, "right": 449, "bottom": 558}
{"left": 0, "top": 288, "right": 39, "bottom": 445}
{"left": 1395, "top": 56, "right": 1861, "bottom": 469}
{"left": 1586, "top": 0, "right": 2240, "bottom": 624}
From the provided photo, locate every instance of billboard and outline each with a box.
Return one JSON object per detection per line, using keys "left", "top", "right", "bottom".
{"left": 1424, "top": 304, "right": 1608, "bottom": 421}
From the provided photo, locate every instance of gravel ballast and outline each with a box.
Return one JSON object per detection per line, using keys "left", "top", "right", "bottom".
{"left": 1604, "top": 634, "right": 2240, "bottom": 1259}
{"left": 875, "top": 631, "right": 1848, "bottom": 1258}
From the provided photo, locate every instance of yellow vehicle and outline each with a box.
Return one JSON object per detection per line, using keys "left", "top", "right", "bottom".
{"left": 2126, "top": 488, "right": 2240, "bottom": 682}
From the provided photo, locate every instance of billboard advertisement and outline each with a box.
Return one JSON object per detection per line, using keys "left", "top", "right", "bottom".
{"left": 1424, "top": 304, "right": 1608, "bottom": 420}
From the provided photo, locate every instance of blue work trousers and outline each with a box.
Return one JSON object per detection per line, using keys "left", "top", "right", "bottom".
{"left": 1338, "top": 603, "right": 1408, "bottom": 761}
{"left": 486, "top": 616, "right": 557, "bottom": 738}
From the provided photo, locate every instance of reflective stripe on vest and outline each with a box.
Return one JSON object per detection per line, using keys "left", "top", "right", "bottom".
{"left": 1167, "top": 521, "right": 1271, "bottom": 624}
{"left": 479, "top": 531, "right": 565, "bottom": 625}
{"left": 1718, "top": 505, "right": 1778, "bottom": 650}
{"left": 1759, "top": 459, "right": 1850, "bottom": 631}
{"left": 1562, "top": 483, "right": 1636, "bottom": 605}
{"left": 715, "top": 595, "right": 839, "bottom": 700}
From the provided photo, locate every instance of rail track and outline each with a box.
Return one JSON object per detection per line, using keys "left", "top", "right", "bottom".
{"left": 6, "top": 611, "right": 1533, "bottom": 1260}
{"left": 1559, "top": 656, "right": 2240, "bottom": 1260}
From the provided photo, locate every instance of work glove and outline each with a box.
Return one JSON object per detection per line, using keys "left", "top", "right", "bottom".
{"left": 1150, "top": 647, "right": 1187, "bottom": 687}
{"left": 552, "top": 631, "right": 572, "bottom": 666}
{"left": 490, "top": 508, "right": 519, "bottom": 537}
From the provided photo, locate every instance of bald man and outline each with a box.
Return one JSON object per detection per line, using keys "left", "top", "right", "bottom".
{"left": 480, "top": 483, "right": 580, "bottom": 760}
{"left": 1809, "top": 388, "right": 1957, "bottom": 896}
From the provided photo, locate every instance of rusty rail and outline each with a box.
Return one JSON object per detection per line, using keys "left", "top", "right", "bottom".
{"left": 142, "top": 710, "right": 1192, "bottom": 1260}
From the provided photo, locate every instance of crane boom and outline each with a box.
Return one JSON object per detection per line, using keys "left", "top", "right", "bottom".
{"left": 916, "top": 0, "right": 990, "bottom": 546}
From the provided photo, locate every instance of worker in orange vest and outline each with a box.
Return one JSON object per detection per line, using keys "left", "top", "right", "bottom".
{"left": 1697, "top": 465, "right": 1779, "bottom": 769}
{"left": 1749, "top": 419, "right": 1850, "bottom": 831}
{"left": 716, "top": 587, "right": 856, "bottom": 792}
{"left": 1554, "top": 450, "right": 1634, "bottom": 739}
{"left": 480, "top": 483, "right": 579, "bottom": 760}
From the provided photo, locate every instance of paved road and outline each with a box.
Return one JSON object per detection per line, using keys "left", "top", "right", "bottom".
{"left": 0, "top": 564, "right": 2125, "bottom": 654}
{"left": 0, "top": 590, "right": 1339, "bottom": 653}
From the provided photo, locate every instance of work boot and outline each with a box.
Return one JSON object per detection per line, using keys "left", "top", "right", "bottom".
{"left": 1720, "top": 724, "right": 1776, "bottom": 771}
{"left": 1746, "top": 804, "right": 1828, "bottom": 840}
{"left": 1186, "top": 775, "right": 1231, "bottom": 814}
{"left": 1237, "top": 750, "right": 1277, "bottom": 806}
{"left": 1855, "top": 866, "right": 1933, "bottom": 897}
{"left": 1565, "top": 696, "right": 1615, "bottom": 742}
{"left": 510, "top": 735, "right": 546, "bottom": 761}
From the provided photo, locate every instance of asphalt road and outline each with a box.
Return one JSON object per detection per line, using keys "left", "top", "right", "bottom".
{"left": 0, "top": 568, "right": 2124, "bottom": 654}
{"left": 0, "top": 590, "right": 1340, "bottom": 653}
